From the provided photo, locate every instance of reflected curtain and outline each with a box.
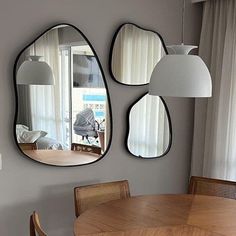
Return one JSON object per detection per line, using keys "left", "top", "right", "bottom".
{"left": 191, "top": 0, "right": 236, "bottom": 180}
{"left": 128, "top": 95, "right": 169, "bottom": 157}
{"left": 29, "top": 29, "right": 63, "bottom": 142}
{"left": 112, "top": 24, "right": 165, "bottom": 84}
{"left": 17, "top": 50, "right": 32, "bottom": 129}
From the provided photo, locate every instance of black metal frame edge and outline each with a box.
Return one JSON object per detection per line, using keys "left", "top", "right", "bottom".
{"left": 125, "top": 92, "right": 172, "bottom": 159}
{"left": 108, "top": 22, "right": 169, "bottom": 86}
{"left": 13, "top": 23, "right": 113, "bottom": 167}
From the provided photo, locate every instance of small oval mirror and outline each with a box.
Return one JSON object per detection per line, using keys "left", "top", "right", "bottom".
{"left": 110, "top": 23, "right": 167, "bottom": 85}
{"left": 14, "top": 24, "right": 112, "bottom": 166}
{"left": 127, "top": 93, "right": 172, "bottom": 158}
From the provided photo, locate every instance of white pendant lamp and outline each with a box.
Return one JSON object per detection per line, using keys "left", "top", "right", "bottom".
{"left": 17, "top": 44, "right": 54, "bottom": 85}
{"left": 149, "top": 0, "right": 212, "bottom": 97}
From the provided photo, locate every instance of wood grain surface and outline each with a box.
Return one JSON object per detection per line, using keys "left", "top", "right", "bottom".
{"left": 23, "top": 150, "right": 99, "bottom": 166}
{"left": 74, "top": 194, "right": 236, "bottom": 236}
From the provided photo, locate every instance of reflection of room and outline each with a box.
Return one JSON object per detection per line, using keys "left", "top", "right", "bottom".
{"left": 71, "top": 45, "right": 106, "bottom": 149}
{"left": 16, "top": 25, "right": 109, "bottom": 165}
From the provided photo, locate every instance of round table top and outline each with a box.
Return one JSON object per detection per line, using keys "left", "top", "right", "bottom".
{"left": 23, "top": 150, "right": 99, "bottom": 166}
{"left": 74, "top": 194, "right": 236, "bottom": 236}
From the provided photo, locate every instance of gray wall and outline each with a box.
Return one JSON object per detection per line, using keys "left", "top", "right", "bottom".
{"left": 0, "top": 0, "right": 202, "bottom": 235}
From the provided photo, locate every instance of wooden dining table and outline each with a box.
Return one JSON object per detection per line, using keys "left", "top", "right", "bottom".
{"left": 74, "top": 194, "right": 236, "bottom": 236}
{"left": 23, "top": 150, "right": 100, "bottom": 166}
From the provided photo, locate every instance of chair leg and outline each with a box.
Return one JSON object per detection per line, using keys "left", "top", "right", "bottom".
{"left": 30, "top": 215, "right": 36, "bottom": 236}
{"left": 86, "top": 135, "right": 90, "bottom": 144}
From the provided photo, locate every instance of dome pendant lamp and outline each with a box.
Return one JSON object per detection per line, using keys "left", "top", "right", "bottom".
{"left": 17, "top": 43, "right": 54, "bottom": 85}
{"left": 149, "top": 0, "right": 212, "bottom": 97}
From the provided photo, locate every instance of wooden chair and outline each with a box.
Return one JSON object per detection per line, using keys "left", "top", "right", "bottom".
{"left": 71, "top": 143, "right": 101, "bottom": 155}
{"left": 188, "top": 176, "right": 236, "bottom": 199}
{"left": 30, "top": 211, "right": 47, "bottom": 236}
{"left": 19, "top": 143, "right": 37, "bottom": 150}
{"left": 74, "top": 180, "right": 130, "bottom": 217}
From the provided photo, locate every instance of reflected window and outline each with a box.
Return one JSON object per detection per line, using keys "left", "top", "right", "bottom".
{"left": 111, "top": 23, "right": 167, "bottom": 85}
{"left": 127, "top": 94, "right": 171, "bottom": 158}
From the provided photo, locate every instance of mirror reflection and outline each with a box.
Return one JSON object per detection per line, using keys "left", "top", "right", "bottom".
{"left": 110, "top": 23, "right": 167, "bottom": 85}
{"left": 15, "top": 24, "right": 111, "bottom": 166}
{"left": 127, "top": 94, "right": 171, "bottom": 158}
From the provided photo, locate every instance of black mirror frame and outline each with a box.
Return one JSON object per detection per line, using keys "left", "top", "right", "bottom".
{"left": 126, "top": 92, "right": 172, "bottom": 159}
{"left": 13, "top": 23, "right": 113, "bottom": 167}
{"left": 109, "top": 22, "right": 168, "bottom": 86}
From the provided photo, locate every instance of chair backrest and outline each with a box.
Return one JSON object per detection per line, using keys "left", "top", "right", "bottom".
{"left": 71, "top": 143, "right": 101, "bottom": 155}
{"left": 188, "top": 176, "right": 236, "bottom": 199}
{"left": 19, "top": 143, "right": 37, "bottom": 150}
{"left": 74, "top": 180, "right": 130, "bottom": 217}
{"left": 30, "top": 211, "right": 47, "bottom": 236}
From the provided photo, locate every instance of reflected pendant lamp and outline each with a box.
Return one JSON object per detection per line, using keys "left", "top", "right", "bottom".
{"left": 149, "top": 0, "right": 212, "bottom": 97}
{"left": 17, "top": 44, "right": 54, "bottom": 85}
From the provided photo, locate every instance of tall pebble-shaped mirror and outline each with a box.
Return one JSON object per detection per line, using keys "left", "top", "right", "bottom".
{"left": 14, "top": 24, "right": 112, "bottom": 166}
{"left": 127, "top": 93, "right": 172, "bottom": 158}
{"left": 110, "top": 23, "right": 167, "bottom": 85}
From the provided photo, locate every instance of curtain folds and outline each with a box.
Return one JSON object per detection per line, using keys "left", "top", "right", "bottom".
{"left": 17, "top": 50, "right": 33, "bottom": 129}
{"left": 112, "top": 24, "right": 165, "bottom": 84}
{"left": 29, "top": 29, "right": 63, "bottom": 143}
{"left": 191, "top": 0, "right": 236, "bottom": 180}
{"left": 128, "top": 95, "right": 169, "bottom": 157}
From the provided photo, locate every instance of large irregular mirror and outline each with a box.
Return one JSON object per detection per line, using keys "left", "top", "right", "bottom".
{"left": 110, "top": 23, "right": 167, "bottom": 85}
{"left": 127, "top": 93, "right": 172, "bottom": 158}
{"left": 14, "top": 24, "right": 112, "bottom": 166}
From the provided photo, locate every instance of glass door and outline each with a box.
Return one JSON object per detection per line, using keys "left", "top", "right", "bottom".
{"left": 71, "top": 46, "right": 107, "bottom": 149}
{"left": 59, "top": 45, "right": 107, "bottom": 151}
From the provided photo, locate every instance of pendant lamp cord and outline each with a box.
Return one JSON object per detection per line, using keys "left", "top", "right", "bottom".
{"left": 182, "top": 0, "right": 186, "bottom": 44}
{"left": 33, "top": 42, "right": 36, "bottom": 56}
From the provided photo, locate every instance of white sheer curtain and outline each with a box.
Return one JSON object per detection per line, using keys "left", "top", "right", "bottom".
{"left": 191, "top": 0, "right": 236, "bottom": 180}
{"left": 128, "top": 94, "right": 169, "bottom": 157}
{"left": 112, "top": 24, "right": 165, "bottom": 84}
{"left": 29, "top": 29, "right": 64, "bottom": 143}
